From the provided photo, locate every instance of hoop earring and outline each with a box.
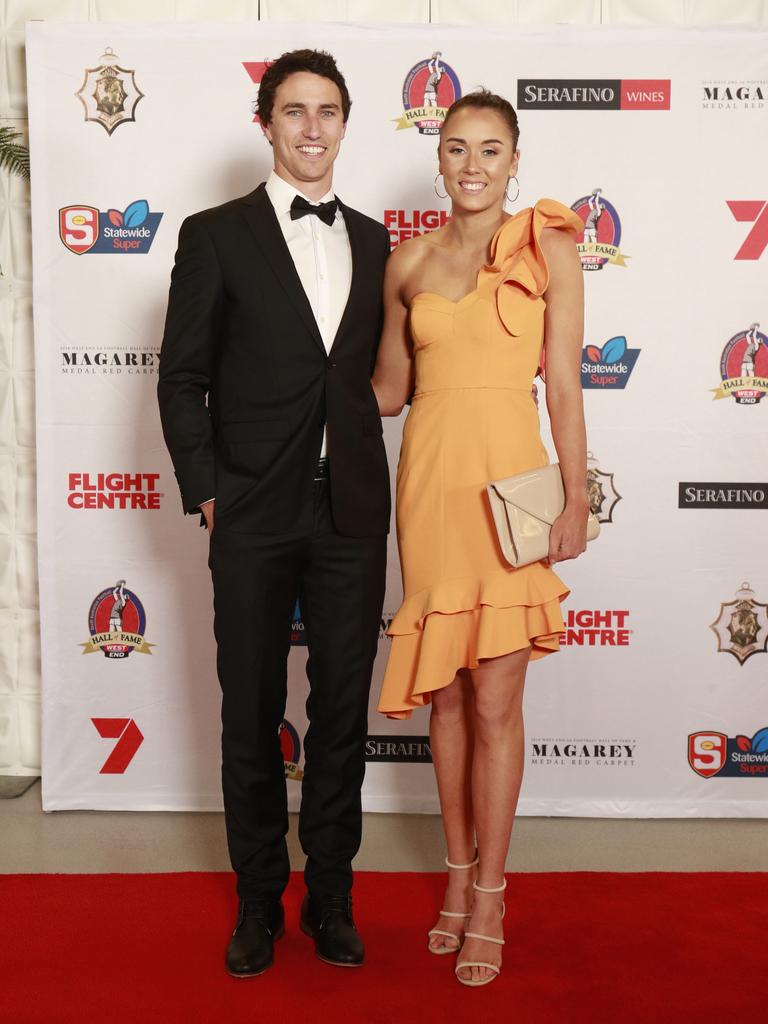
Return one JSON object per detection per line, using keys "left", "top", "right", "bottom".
{"left": 505, "top": 176, "right": 520, "bottom": 204}
{"left": 434, "top": 173, "right": 448, "bottom": 200}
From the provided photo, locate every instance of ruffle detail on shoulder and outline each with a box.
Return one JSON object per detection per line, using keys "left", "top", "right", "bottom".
{"left": 477, "top": 198, "right": 583, "bottom": 336}
{"left": 377, "top": 567, "right": 570, "bottom": 720}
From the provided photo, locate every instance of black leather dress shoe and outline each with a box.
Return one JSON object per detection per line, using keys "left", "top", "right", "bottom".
{"left": 300, "top": 893, "right": 365, "bottom": 967}
{"left": 225, "top": 898, "right": 284, "bottom": 978}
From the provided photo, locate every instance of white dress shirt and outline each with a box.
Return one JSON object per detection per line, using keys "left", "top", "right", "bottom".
{"left": 202, "top": 171, "right": 353, "bottom": 507}
{"left": 265, "top": 170, "right": 352, "bottom": 459}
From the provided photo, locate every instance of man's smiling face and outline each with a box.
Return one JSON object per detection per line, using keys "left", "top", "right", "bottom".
{"left": 263, "top": 71, "right": 347, "bottom": 198}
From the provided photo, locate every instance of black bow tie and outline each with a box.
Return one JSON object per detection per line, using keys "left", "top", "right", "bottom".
{"left": 290, "top": 194, "right": 338, "bottom": 227}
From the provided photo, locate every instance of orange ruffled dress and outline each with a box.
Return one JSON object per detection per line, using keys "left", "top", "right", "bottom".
{"left": 377, "top": 198, "right": 583, "bottom": 720}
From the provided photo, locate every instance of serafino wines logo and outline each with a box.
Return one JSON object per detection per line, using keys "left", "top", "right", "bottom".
{"left": 518, "top": 78, "right": 670, "bottom": 111}
{"left": 82, "top": 581, "right": 154, "bottom": 659}
{"left": 727, "top": 200, "right": 768, "bottom": 260}
{"left": 394, "top": 52, "right": 461, "bottom": 136}
{"left": 384, "top": 209, "right": 451, "bottom": 249}
{"left": 67, "top": 472, "right": 163, "bottom": 510}
{"left": 59, "top": 200, "right": 162, "bottom": 254}
{"left": 711, "top": 323, "right": 768, "bottom": 404}
{"left": 571, "top": 190, "right": 629, "bottom": 271}
{"left": 689, "top": 727, "right": 768, "bottom": 778}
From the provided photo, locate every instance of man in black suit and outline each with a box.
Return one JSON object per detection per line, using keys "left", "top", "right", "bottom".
{"left": 158, "top": 50, "right": 390, "bottom": 976}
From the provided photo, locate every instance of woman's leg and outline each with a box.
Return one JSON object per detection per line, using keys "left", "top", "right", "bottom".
{"left": 457, "top": 645, "right": 531, "bottom": 982}
{"left": 428, "top": 670, "right": 476, "bottom": 950}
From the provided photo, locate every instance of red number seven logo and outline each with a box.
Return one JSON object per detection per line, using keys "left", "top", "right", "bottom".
{"left": 727, "top": 200, "right": 768, "bottom": 260}
{"left": 91, "top": 718, "right": 144, "bottom": 773}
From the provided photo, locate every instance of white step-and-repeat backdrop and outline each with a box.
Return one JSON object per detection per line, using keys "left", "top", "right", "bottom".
{"left": 28, "top": 21, "right": 768, "bottom": 814}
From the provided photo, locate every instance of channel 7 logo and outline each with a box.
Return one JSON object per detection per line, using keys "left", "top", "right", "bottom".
{"left": 728, "top": 201, "right": 768, "bottom": 260}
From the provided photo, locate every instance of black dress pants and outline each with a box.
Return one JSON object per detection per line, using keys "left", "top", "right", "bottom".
{"left": 208, "top": 475, "right": 387, "bottom": 901}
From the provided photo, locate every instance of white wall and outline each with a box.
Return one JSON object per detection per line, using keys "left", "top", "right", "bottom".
{"left": 1, "top": 0, "right": 766, "bottom": 778}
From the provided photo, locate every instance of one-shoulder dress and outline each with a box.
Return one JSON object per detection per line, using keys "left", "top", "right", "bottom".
{"left": 377, "top": 199, "right": 583, "bottom": 720}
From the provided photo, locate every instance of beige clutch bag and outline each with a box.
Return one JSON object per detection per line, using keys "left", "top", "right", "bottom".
{"left": 487, "top": 462, "right": 600, "bottom": 568}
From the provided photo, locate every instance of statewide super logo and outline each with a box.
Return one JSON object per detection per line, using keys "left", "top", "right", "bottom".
{"left": 711, "top": 324, "right": 768, "bottom": 405}
{"left": 587, "top": 452, "right": 621, "bottom": 524}
{"left": 82, "top": 581, "right": 154, "bottom": 659}
{"left": 280, "top": 719, "right": 303, "bottom": 780}
{"left": 76, "top": 47, "right": 144, "bottom": 135}
{"left": 571, "top": 190, "right": 629, "bottom": 271}
{"left": 394, "top": 52, "right": 461, "bottom": 136}
{"left": 688, "top": 727, "right": 768, "bottom": 778}
{"left": 581, "top": 335, "right": 641, "bottom": 389}
{"left": 60, "top": 200, "right": 162, "bottom": 255}
{"left": 710, "top": 583, "right": 768, "bottom": 666}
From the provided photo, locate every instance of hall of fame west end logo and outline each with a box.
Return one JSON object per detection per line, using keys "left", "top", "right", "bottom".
{"left": 76, "top": 47, "right": 144, "bottom": 135}
{"left": 710, "top": 582, "right": 768, "bottom": 666}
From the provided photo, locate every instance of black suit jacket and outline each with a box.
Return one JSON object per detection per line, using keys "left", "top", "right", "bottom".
{"left": 158, "top": 183, "right": 391, "bottom": 537}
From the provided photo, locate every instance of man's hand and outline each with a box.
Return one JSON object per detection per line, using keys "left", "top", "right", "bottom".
{"left": 201, "top": 499, "right": 215, "bottom": 534}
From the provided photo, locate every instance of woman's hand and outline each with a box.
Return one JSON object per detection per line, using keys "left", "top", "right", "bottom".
{"left": 548, "top": 501, "right": 588, "bottom": 563}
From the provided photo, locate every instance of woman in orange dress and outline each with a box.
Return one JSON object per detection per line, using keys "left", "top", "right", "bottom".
{"left": 372, "top": 91, "right": 588, "bottom": 987}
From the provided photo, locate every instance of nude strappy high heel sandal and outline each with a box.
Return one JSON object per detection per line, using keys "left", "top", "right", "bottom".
{"left": 454, "top": 878, "right": 507, "bottom": 986}
{"left": 427, "top": 852, "right": 479, "bottom": 955}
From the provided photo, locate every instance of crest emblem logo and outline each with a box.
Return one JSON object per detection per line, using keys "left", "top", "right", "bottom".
{"left": 710, "top": 323, "right": 768, "bottom": 405}
{"left": 571, "top": 190, "right": 630, "bottom": 271}
{"left": 81, "top": 580, "right": 155, "bottom": 659}
{"left": 394, "top": 52, "right": 461, "bottom": 136}
{"left": 76, "top": 47, "right": 144, "bottom": 135}
{"left": 586, "top": 452, "right": 622, "bottom": 523}
{"left": 710, "top": 582, "right": 768, "bottom": 665}
{"left": 688, "top": 732, "right": 728, "bottom": 778}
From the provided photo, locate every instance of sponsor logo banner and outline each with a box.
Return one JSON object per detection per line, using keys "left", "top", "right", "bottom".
{"left": 82, "top": 582, "right": 154, "bottom": 658}
{"left": 727, "top": 200, "right": 768, "bottom": 260}
{"left": 59, "top": 200, "right": 162, "bottom": 255}
{"left": 561, "top": 610, "right": 631, "bottom": 647}
{"left": 242, "top": 60, "right": 273, "bottom": 123}
{"left": 702, "top": 80, "right": 766, "bottom": 110}
{"left": 711, "top": 325, "right": 768, "bottom": 403}
{"left": 394, "top": 52, "right": 461, "bottom": 135}
{"left": 92, "top": 718, "right": 144, "bottom": 773}
{"left": 384, "top": 209, "right": 450, "bottom": 248}
{"left": 581, "top": 335, "right": 640, "bottom": 389}
{"left": 587, "top": 452, "right": 621, "bottom": 524}
{"left": 518, "top": 78, "right": 670, "bottom": 110}
{"left": 710, "top": 584, "right": 768, "bottom": 665}
{"left": 571, "top": 191, "right": 629, "bottom": 271}
{"left": 67, "top": 473, "right": 163, "bottom": 510}
{"left": 530, "top": 738, "right": 636, "bottom": 766}
{"left": 76, "top": 47, "right": 144, "bottom": 135}
{"left": 280, "top": 719, "right": 303, "bottom": 781}
{"left": 678, "top": 483, "right": 768, "bottom": 509}
{"left": 365, "top": 735, "right": 432, "bottom": 763}
{"left": 689, "top": 728, "right": 768, "bottom": 778}
{"left": 60, "top": 345, "right": 160, "bottom": 376}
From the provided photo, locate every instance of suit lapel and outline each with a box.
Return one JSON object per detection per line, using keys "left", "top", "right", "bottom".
{"left": 329, "top": 198, "right": 361, "bottom": 356}
{"left": 240, "top": 184, "right": 326, "bottom": 355}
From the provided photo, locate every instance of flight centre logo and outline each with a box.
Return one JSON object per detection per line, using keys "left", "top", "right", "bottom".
{"left": 710, "top": 583, "right": 768, "bottom": 666}
{"left": 59, "top": 200, "right": 163, "bottom": 255}
{"left": 76, "top": 47, "right": 144, "bottom": 135}
{"left": 711, "top": 324, "right": 768, "bottom": 405}
{"left": 517, "top": 78, "right": 670, "bottom": 111}
{"left": 587, "top": 452, "right": 622, "bottom": 524}
{"left": 384, "top": 209, "right": 451, "bottom": 248}
{"left": 571, "top": 190, "right": 629, "bottom": 271}
{"left": 67, "top": 473, "right": 163, "bottom": 510}
{"left": 688, "top": 727, "right": 768, "bottom": 778}
{"left": 280, "top": 719, "right": 303, "bottom": 781}
{"left": 242, "top": 60, "right": 273, "bottom": 123}
{"left": 81, "top": 581, "right": 154, "bottom": 659}
{"left": 581, "top": 335, "right": 641, "bottom": 389}
{"left": 560, "top": 609, "right": 632, "bottom": 647}
{"left": 394, "top": 52, "right": 461, "bottom": 136}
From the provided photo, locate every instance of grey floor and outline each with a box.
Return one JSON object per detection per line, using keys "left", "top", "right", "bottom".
{"left": 4, "top": 780, "right": 768, "bottom": 873}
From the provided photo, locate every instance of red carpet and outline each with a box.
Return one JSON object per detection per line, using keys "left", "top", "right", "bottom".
{"left": 3, "top": 870, "right": 765, "bottom": 1023}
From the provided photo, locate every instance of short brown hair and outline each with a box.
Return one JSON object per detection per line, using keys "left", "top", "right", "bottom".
{"left": 442, "top": 88, "right": 520, "bottom": 150}
{"left": 256, "top": 49, "right": 352, "bottom": 125}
